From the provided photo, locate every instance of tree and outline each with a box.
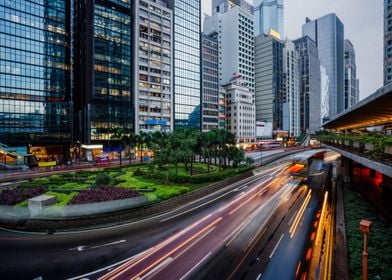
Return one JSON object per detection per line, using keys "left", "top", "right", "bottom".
{"left": 111, "top": 128, "right": 127, "bottom": 166}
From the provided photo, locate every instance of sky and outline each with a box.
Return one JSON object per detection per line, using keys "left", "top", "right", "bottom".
{"left": 201, "top": 0, "right": 383, "bottom": 100}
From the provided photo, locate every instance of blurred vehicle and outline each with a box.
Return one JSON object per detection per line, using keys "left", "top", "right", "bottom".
{"left": 95, "top": 154, "right": 110, "bottom": 164}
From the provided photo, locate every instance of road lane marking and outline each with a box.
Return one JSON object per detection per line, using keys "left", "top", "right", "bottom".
{"left": 256, "top": 273, "right": 262, "bottom": 280}
{"left": 69, "top": 240, "right": 126, "bottom": 252}
{"left": 179, "top": 252, "right": 212, "bottom": 280}
{"left": 269, "top": 234, "right": 284, "bottom": 259}
{"left": 67, "top": 251, "right": 146, "bottom": 280}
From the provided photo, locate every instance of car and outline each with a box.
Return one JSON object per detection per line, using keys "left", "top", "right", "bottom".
{"left": 95, "top": 154, "right": 110, "bottom": 164}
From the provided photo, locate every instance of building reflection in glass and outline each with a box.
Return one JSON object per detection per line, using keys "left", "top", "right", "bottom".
{"left": 74, "top": 0, "right": 133, "bottom": 145}
{"left": 167, "top": 0, "right": 201, "bottom": 128}
{"left": 0, "top": 0, "right": 71, "bottom": 160}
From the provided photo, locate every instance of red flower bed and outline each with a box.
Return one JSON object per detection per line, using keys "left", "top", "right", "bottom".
{"left": 0, "top": 187, "right": 46, "bottom": 206}
{"left": 70, "top": 188, "right": 140, "bottom": 205}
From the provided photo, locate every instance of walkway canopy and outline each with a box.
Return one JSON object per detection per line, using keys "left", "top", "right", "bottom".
{"left": 323, "top": 84, "right": 392, "bottom": 131}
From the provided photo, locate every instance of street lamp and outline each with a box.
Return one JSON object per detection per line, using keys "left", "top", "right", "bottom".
{"left": 360, "top": 220, "right": 372, "bottom": 280}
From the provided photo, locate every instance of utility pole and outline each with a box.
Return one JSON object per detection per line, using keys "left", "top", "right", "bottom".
{"left": 360, "top": 220, "right": 372, "bottom": 280}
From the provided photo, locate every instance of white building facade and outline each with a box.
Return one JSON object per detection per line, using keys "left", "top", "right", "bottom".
{"left": 224, "top": 78, "right": 256, "bottom": 143}
{"left": 134, "top": 0, "right": 173, "bottom": 133}
{"left": 204, "top": 5, "right": 255, "bottom": 93}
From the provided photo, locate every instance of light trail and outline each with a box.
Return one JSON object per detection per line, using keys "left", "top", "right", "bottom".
{"left": 289, "top": 189, "right": 312, "bottom": 238}
{"left": 315, "top": 192, "right": 328, "bottom": 246}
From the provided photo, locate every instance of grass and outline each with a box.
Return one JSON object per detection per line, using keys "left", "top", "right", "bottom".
{"left": 344, "top": 188, "right": 392, "bottom": 280}
{"left": 13, "top": 163, "right": 248, "bottom": 207}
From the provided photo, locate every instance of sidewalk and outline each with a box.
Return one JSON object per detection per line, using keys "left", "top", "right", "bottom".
{"left": 334, "top": 180, "right": 350, "bottom": 280}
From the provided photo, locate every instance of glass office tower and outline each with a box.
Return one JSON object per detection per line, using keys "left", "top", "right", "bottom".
{"left": 344, "top": 39, "right": 359, "bottom": 110}
{"left": 74, "top": 0, "right": 133, "bottom": 145}
{"left": 167, "top": 0, "right": 201, "bottom": 128}
{"left": 254, "top": 0, "right": 284, "bottom": 38}
{"left": 0, "top": 0, "right": 71, "bottom": 162}
{"left": 302, "top": 14, "right": 344, "bottom": 119}
{"left": 294, "top": 36, "right": 321, "bottom": 134}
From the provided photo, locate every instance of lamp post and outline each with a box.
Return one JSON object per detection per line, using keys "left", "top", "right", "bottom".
{"left": 360, "top": 220, "right": 372, "bottom": 280}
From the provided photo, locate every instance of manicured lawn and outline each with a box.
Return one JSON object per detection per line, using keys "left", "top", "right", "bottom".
{"left": 344, "top": 188, "right": 392, "bottom": 280}
{"left": 5, "top": 163, "right": 247, "bottom": 207}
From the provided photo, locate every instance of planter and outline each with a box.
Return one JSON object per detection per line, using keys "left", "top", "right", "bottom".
{"left": 365, "top": 143, "right": 374, "bottom": 152}
{"left": 385, "top": 145, "right": 392, "bottom": 155}
{"left": 353, "top": 141, "right": 361, "bottom": 149}
{"left": 344, "top": 140, "right": 351, "bottom": 146}
{"left": 338, "top": 140, "right": 344, "bottom": 145}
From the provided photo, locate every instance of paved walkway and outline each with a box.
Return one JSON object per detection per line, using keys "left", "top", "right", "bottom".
{"left": 334, "top": 179, "right": 350, "bottom": 280}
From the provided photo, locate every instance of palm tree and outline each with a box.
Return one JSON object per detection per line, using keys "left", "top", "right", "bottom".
{"left": 128, "top": 133, "right": 137, "bottom": 165}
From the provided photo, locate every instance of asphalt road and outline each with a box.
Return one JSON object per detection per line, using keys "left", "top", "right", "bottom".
{"left": 0, "top": 162, "right": 290, "bottom": 280}
{"left": 195, "top": 159, "right": 329, "bottom": 280}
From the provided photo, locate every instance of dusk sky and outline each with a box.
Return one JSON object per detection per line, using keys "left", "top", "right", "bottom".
{"left": 202, "top": 0, "right": 383, "bottom": 100}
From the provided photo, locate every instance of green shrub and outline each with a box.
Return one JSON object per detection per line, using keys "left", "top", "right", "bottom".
{"left": 95, "top": 172, "right": 111, "bottom": 187}
{"left": 133, "top": 169, "right": 144, "bottom": 176}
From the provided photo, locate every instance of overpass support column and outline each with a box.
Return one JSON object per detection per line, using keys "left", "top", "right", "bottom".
{"left": 382, "top": 175, "right": 392, "bottom": 198}
{"left": 340, "top": 156, "right": 352, "bottom": 187}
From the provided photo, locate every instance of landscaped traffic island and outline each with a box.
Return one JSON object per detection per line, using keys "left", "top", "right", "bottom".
{"left": 0, "top": 163, "right": 253, "bottom": 210}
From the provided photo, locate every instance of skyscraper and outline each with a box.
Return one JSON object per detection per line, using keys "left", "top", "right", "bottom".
{"left": 0, "top": 0, "right": 72, "bottom": 162}
{"left": 254, "top": 34, "right": 285, "bottom": 130}
{"left": 294, "top": 36, "right": 321, "bottom": 134}
{"left": 204, "top": 4, "right": 255, "bottom": 92}
{"left": 167, "top": 0, "right": 201, "bottom": 128}
{"left": 254, "top": 0, "right": 284, "bottom": 38}
{"left": 384, "top": 0, "right": 392, "bottom": 85}
{"left": 344, "top": 39, "right": 359, "bottom": 110}
{"left": 303, "top": 14, "right": 344, "bottom": 119}
{"left": 73, "top": 0, "right": 133, "bottom": 146}
{"left": 134, "top": 0, "right": 173, "bottom": 133}
{"left": 212, "top": 0, "right": 253, "bottom": 15}
{"left": 201, "top": 32, "right": 221, "bottom": 132}
{"left": 282, "top": 40, "right": 300, "bottom": 137}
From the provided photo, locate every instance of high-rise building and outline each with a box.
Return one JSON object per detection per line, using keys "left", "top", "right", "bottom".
{"left": 167, "top": 0, "right": 201, "bottom": 128}
{"left": 344, "top": 39, "right": 359, "bottom": 110}
{"left": 294, "top": 36, "right": 321, "bottom": 134}
{"left": 73, "top": 0, "right": 133, "bottom": 146}
{"left": 201, "top": 32, "right": 221, "bottom": 132}
{"left": 254, "top": 34, "right": 285, "bottom": 131}
{"left": 134, "top": 0, "right": 173, "bottom": 134}
{"left": 254, "top": 0, "right": 284, "bottom": 38}
{"left": 0, "top": 0, "right": 72, "bottom": 162}
{"left": 282, "top": 40, "right": 300, "bottom": 137}
{"left": 224, "top": 77, "right": 255, "bottom": 143}
{"left": 212, "top": 0, "right": 253, "bottom": 15}
{"left": 384, "top": 0, "right": 392, "bottom": 85}
{"left": 204, "top": 4, "right": 255, "bottom": 92}
{"left": 320, "top": 66, "right": 329, "bottom": 123}
{"left": 302, "top": 14, "right": 344, "bottom": 119}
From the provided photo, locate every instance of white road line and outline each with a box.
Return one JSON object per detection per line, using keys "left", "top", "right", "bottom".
{"left": 256, "top": 273, "right": 262, "bottom": 280}
{"left": 179, "top": 252, "right": 212, "bottom": 280}
{"left": 90, "top": 240, "right": 126, "bottom": 249}
{"left": 67, "top": 251, "right": 145, "bottom": 280}
{"left": 269, "top": 234, "right": 284, "bottom": 259}
{"left": 140, "top": 257, "right": 173, "bottom": 280}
